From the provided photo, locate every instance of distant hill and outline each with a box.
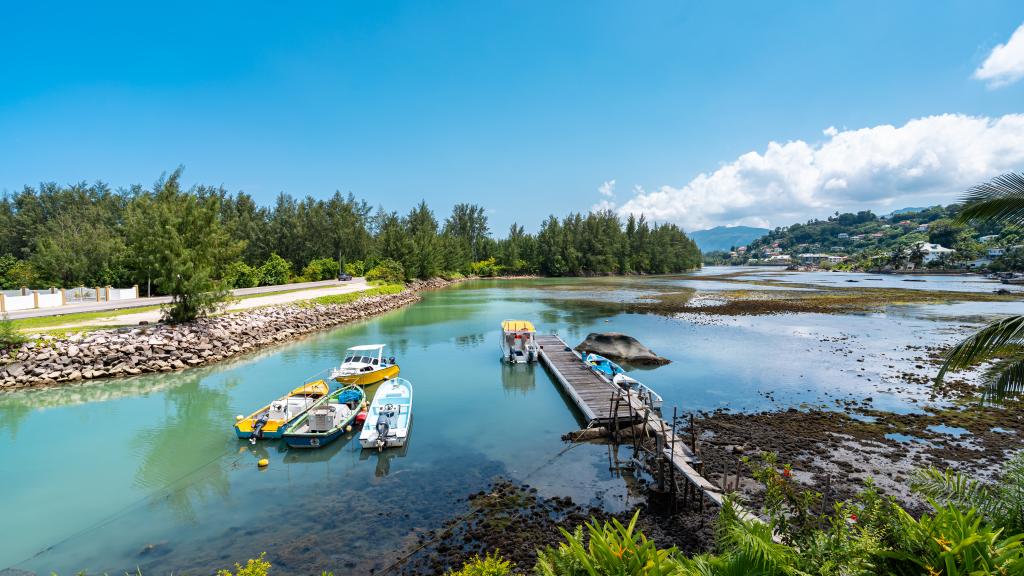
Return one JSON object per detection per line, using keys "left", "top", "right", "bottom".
{"left": 689, "top": 226, "right": 769, "bottom": 252}
{"left": 886, "top": 206, "right": 932, "bottom": 217}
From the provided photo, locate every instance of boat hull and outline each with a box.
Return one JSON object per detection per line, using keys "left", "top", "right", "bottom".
{"left": 334, "top": 364, "right": 400, "bottom": 385}
{"left": 233, "top": 380, "right": 330, "bottom": 441}
{"left": 284, "top": 426, "right": 347, "bottom": 448}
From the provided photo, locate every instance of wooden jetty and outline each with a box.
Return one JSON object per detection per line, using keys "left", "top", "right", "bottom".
{"left": 535, "top": 334, "right": 637, "bottom": 425}
{"left": 537, "top": 333, "right": 762, "bottom": 524}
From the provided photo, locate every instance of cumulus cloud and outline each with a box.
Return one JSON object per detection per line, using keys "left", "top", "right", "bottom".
{"left": 598, "top": 179, "right": 616, "bottom": 197}
{"left": 974, "top": 23, "right": 1024, "bottom": 88}
{"left": 615, "top": 113, "right": 1024, "bottom": 231}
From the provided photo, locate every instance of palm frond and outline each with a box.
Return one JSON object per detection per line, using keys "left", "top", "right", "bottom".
{"left": 717, "top": 498, "right": 797, "bottom": 575}
{"left": 955, "top": 172, "right": 1024, "bottom": 226}
{"left": 910, "top": 467, "right": 993, "bottom": 512}
{"left": 936, "top": 315, "right": 1024, "bottom": 380}
{"left": 980, "top": 354, "right": 1024, "bottom": 399}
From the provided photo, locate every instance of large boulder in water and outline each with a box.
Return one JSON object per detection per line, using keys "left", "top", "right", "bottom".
{"left": 574, "top": 332, "right": 670, "bottom": 365}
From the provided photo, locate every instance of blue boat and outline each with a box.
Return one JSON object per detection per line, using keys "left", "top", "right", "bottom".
{"left": 583, "top": 352, "right": 625, "bottom": 377}
{"left": 282, "top": 386, "right": 366, "bottom": 449}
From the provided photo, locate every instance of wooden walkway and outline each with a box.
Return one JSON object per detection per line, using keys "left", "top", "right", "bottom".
{"left": 536, "top": 334, "right": 637, "bottom": 425}
{"left": 537, "top": 333, "right": 763, "bottom": 525}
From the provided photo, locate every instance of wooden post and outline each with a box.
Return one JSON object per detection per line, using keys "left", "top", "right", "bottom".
{"left": 21, "top": 286, "right": 27, "bottom": 296}
{"left": 0, "top": 293, "right": 5, "bottom": 313}
{"left": 32, "top": 290, "right": 39, "bottom": 309}
{"left": 60, "top": 289, "right": 66, "bottom": 305}
{"left": 105, "top": 286, "right": 111, "bottom": 301}
{"left": 95, "top": 287, "right": 101, "bottom": 302}
{"left": 133, "top": 284, "right": 139, "bottom": 299}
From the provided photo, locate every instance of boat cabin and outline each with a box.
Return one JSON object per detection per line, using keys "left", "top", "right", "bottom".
{"left": 501, "top": 319, "right": 540, "bottom": 363}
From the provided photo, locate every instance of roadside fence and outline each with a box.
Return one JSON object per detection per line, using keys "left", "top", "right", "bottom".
{"left": 0, "top": 285, "right": 139, "bottom": 314}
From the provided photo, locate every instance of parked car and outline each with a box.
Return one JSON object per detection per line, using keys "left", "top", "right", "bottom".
{"left": 338, "top": 273, "right": 353, "bottom": 281}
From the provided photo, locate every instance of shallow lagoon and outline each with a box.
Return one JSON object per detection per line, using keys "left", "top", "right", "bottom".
{"left": 0, "top": 270, "right": 1017, "bottom": 573}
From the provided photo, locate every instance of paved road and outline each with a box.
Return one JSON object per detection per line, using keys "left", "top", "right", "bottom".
{"left": 7, "top": 278, "right": 367, "bottom": 320}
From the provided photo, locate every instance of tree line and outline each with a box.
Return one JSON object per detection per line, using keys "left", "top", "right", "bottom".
{"left": 0, "top": 168, "right": 701, "bottom": 294}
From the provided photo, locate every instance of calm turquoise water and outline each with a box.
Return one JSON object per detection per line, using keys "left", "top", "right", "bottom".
{"left": 0, "top": 273, "right": 1015, "bottom": 573}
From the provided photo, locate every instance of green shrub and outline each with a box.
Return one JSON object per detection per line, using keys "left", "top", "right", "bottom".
{"left": 0, "top": 314, "right": 26, "bottom": 351}
{"left": 469, "top": 258, "right": 502, "bottom": 277}
{"left": 365, "top": 258, "right": 406, "bottom": 284}
{"left": 441, "top": 270, "right": 465, "bottom": 280}
{"left": 257, "top": 253, "right": 292, "bottom": 286}
{"left": 301, "top": 257, "right": 340, "bottom": 281}
{"left": 216, "top": 553, "right": 271, "bottom": 576}
{"left": 445, "top": 551, "right": 512, "bottom": 576}
{"left": 222, "top": 261, "right": 259, "bottom": 288}
{"left": 344, "top": 260, "right": 366, "bottom": 276}
{"left": 0, "top": 254, "right": 37, "bottom": 290}
{"left": 535, "top": 512, "right": 682, "bottom": 576}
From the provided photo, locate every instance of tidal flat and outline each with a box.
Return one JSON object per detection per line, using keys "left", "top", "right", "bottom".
{"left": 2, "top": 268, "right": 1022, "bottom": 574}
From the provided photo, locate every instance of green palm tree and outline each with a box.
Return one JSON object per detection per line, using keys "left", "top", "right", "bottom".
{"left": 937, "top": 172, "right": 1024, "bottom": 397}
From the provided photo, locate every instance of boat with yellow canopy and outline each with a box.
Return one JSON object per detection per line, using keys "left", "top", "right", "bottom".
{"left": 234, "top": 380, "right": 330, "bottom": 443}
{"left": 330, "top": 344, "right": 400, "bottom": 385}
{"left": 500, "top": 319, "right": 539, "bottom": 363}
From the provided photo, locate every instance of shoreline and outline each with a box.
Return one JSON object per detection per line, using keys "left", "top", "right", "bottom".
{"left": 0, "top": 278, "right": 459, "bottom": 391}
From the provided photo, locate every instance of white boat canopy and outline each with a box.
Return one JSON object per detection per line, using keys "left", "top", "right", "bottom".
{"left": 346, "top": 344, "right": 386, "bottom": 351}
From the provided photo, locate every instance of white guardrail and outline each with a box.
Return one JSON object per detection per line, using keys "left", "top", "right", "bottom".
{"left": 0, "top": 285, "right": 139, "bottom": 313}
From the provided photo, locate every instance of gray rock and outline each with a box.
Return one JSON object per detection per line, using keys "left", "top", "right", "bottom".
{"left": 574, "top": 332, "right": 671, "bottom": 365}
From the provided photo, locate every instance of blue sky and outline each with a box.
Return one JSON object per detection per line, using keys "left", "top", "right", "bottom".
{"left": 2, "top": 1, "right": 1023, "bottom": 232}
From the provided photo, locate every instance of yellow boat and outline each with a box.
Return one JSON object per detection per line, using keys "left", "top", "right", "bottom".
{"left": 234, "top": 380, "right": 330, "bottom": 441}
{"left": 330, "top": 344, "right": 400, "bottom": 385}
{"left": 501, "top": 319, "right": 539, "bottom": 363}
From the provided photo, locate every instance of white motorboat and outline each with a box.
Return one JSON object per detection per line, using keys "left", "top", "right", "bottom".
{"left": 613, "top": 373, "right": 663, "bottom": 411}
{"left": 358, "top": 377, "right": 413, "bottom": 451}
{"left": 500, "top": 320, "right": 539, "bottom": 363}
{"left": 329, "top": 344, "right": 400, "bottom": 385}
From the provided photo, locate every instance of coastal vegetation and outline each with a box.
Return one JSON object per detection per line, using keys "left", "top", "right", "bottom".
{"left": 0, "top": 168, "right": 700, "bottom": 321}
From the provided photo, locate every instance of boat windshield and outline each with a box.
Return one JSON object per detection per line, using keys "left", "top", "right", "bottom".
{"left": 344, "top": 354, "right": 382, "bottom": 365}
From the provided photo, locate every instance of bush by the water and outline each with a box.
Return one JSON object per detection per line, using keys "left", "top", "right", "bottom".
{"left": 469, "top": 257, "right": 502, "bottom": 277}
{"left": 365, "top": 258, "right": 406, "bottom": 284}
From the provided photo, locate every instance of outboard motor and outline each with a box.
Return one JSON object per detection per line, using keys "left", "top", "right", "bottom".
{"left": 250, "top": 412, "right": 270, "bottom": 445}
{"left": 375, "top": 413, "right": 390, "bottom": 451}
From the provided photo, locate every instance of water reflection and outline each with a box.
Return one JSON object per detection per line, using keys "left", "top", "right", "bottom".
{"left": 500, "top": 362, "right": 536, "bottom": 395}
{"left": 359, "top": 436, "right": 412, "bottom": 477}
{"left": 131, "top": 373, "right": 238, "bottom": 522}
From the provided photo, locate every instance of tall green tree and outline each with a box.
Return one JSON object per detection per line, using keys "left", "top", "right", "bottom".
{"left": 126, "top": 168, "right": 242, "bottom": 323}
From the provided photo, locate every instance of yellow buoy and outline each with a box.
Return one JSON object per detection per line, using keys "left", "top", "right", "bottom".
{"left": 257, "top": 458, "right": 269, "bottom": 468}
{"left": 345, "top": 425, "right": 353, "bottom": 432}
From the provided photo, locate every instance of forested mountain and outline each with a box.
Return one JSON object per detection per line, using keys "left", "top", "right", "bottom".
{"left": 688, "top": 226, "right": 769, "bottom": 252}
{"left": 0, "top": 170, "right": 701, "bottom": 290}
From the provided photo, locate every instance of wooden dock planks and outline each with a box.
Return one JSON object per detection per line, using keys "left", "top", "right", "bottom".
{"left": 536, "top": 334, "right": 636, "bottom": 424}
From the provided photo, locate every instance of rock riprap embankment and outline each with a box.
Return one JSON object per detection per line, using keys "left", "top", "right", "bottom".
{"left": 0, "top": 279, "right": 453, "bottom": 390}
{"left": 574, "top": 332, "right": 670, "bottom": 365}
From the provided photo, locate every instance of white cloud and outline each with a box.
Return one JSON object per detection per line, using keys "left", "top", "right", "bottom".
{"left": 598, "top": 179, "right": 616, "bottom": 197}
{"left": 591, "top": 198, "right": 617, "bottom": 213}
{"left": 616, "top": 113, "right": 1024, "bottom": 231}
{"left": 974, "top": 23, "right": 1024, "bottom": 88}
